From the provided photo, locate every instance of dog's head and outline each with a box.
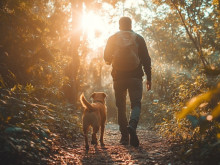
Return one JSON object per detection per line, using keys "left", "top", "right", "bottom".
{"left": 90, "top": 92, "right": 107, "bottom": 104}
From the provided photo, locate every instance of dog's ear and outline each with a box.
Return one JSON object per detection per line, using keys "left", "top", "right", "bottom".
{"left": 90, "top": 93, "right": 96, "bottom": 99}
{"left": 102, "top": 93, "right": 107, "bottom": 98}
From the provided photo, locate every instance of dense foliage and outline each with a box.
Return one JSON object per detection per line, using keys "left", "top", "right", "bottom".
{"left": 0, "top": 0, "right": 219, "bottom": 163}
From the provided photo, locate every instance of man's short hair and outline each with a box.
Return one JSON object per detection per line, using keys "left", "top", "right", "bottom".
{"left": 119, "top": 17, "right": 132, "bottom": 30}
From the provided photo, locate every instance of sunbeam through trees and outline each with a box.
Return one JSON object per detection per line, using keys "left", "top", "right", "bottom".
{"left": 0, "top": 0, "right": 219, "bottom": 164}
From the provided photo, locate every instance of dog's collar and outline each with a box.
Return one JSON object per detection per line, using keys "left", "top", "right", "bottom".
{"left": 93, "top": 100, "right": 104, "bottom": 104}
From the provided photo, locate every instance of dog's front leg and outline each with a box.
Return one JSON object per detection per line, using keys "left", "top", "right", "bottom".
{"left": 100, "top": 124, "right": 105, "bottom": 146}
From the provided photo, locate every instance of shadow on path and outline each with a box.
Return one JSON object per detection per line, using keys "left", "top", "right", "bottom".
{"left": 51, "top": 123, "right": 186, "bottom": 164}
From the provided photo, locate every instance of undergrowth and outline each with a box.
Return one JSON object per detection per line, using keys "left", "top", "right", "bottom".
{"left": 155, "top": 75, "right": 220, "bottom": 163}
{"left": 0, "top": 84, "right": 82, "bottom": 164}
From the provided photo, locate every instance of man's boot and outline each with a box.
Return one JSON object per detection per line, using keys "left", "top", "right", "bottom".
{"left": 119, "top": 126, "right": 129, "bottom": 145}
{"left": 120, "top": 134, "right": 129, "bottom": 145}
{"left": 127, "top": 120, "right": 139, "bottom": 147}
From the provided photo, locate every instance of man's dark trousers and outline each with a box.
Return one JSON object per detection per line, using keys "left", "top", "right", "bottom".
{"left": 113, "top": 78, "right": 143, "bottom": 136}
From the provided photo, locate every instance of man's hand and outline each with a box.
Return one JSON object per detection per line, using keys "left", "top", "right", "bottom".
{"left": 146, "top": 80, "right": 151, "bottom": 91}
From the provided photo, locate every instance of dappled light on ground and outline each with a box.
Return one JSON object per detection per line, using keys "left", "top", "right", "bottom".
{"left": 51, "top": 124, "right": 181, "bottom": 164}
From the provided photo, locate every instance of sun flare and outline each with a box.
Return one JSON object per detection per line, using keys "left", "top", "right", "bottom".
{"left": 82, "top": 11, "right": 106, "bottom": 36}
{"left": 80, "top": 8, "right": 119, "bottom": 60}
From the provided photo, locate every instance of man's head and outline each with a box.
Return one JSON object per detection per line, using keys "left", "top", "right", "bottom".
{"left": 119, "top": 17, "right": 132, "bottom": 31}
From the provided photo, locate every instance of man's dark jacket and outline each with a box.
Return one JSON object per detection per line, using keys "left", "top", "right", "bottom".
{"left": 104, "top": 30, "right": 151, "bottom": 82}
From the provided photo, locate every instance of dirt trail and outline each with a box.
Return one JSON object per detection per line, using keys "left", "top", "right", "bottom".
{"left": 50, "top": 123, "right": 186, "bottom": 165}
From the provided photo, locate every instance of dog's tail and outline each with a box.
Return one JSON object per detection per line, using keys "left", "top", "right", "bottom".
{"left": 80, "top": 93, "right": 94, "bottom": 110}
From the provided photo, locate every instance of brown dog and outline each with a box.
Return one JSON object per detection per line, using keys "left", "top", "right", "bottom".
{"left": 80, "top": 92, "right": 107, "bottom": 150}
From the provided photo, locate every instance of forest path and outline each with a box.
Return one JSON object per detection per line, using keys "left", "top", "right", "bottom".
{"left": 50, "top": 123, "right": 185, "bottom": 165}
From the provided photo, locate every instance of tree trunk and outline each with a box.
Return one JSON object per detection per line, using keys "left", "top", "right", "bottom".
{"left": 64, "top": 1, "right": 83, "bottom": 105}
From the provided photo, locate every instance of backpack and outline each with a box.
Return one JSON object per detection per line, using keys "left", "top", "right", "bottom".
{"left": 112, "top": 31, "right": 140, "bottom": 71}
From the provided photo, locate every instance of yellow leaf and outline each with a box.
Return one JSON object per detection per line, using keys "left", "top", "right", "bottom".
{"left": 0, "top": 75, "right": 6, "bottom": 88}
{"left": 217, "top": 133, "right": 220, "bottom": 139}
{"left": 211, "top": 104, "right": 220, "bottom": 119}
{"left": 213, "top": 0, "right": 219, "bottom": 5}
{"left": 7, "top": 116, "right": 12, "bottom": 122}
{"left": 199, "top": 102, "right": 208, "bottom": 108}
{"left": 25, "top": 83, "right": 35, "bottom": 93}
{"left": 17, "top": 84, "right": 22, "bottom": 91}
{"left": 177, "top": 91, "right": 213, "bottom": 119}
{"left": 11, "top": 85, "right": 17, "bottom": 92}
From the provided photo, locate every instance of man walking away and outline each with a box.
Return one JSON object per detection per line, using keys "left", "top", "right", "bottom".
{"left": 104, "top": 17, "right": 151, "bottom": 147}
